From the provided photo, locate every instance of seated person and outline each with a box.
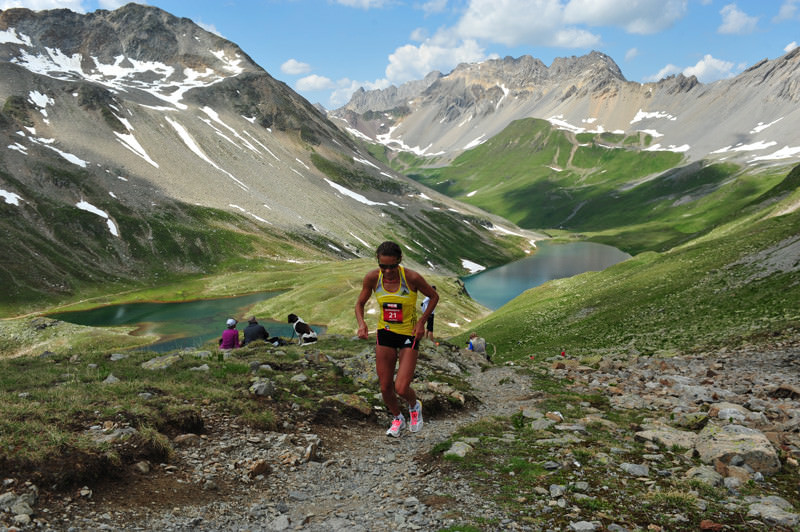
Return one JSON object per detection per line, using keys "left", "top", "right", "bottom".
{"left": 219, "top": 318, "right": 240, "bottom": 349}
{"left": 288, "top": 313, "right": 318, "bottom": 345}
{"left": 467, "top": 332, "right": 486, "bottom": 354}
{"left": 242, "top": 316, "right": 269, "bottom": 346}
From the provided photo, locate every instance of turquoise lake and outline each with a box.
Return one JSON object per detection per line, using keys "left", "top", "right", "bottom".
{"left": 462, "top": 241, "right": 631, "bottom": 310}
{"left": 48, "top": 292, "right": 322, "bottom": 352}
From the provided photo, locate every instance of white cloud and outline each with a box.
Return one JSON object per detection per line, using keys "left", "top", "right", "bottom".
{"left": 410, "top": 27, "right": 428, "bottom": 42}
{"left": 296, "top": 74, "right": 335, "bottom": 91}
{"left": 328, "top": 77, "right": 390, "bottom": 107}
{"left": 334, "top": 0, "right": 387, "bottom": 7}
{"left": 98, "top": 0, "right": 125, "bottom": 8}
{"left": 646, "top": 54, "right": 737, "bottom": 83}
{"left": 564, "top": 0, "right": 688, "bottom": 35}
{"left": 385, "top": 36, "right": 486, "bottom": 83}
{"left": 281, "top": 59, "right": 312, "bottom": 76}
{"left": 421, "top": 0, "right": 447, "bottom": 15}
{"left": 683, "top": 54, "right": 735, "bottom": 82}
{"left": 455, "top": 0, "right": 599, "bottom": 48}
{"left": 773, "top": 0, "right": 800, "bottom": 22}
{"left": 0, "top": 0, "right": 85, "bottom": 10}
{"left": 625, "top": 47, "right": 639, "bottom": 61}
{"left": 645, "top": 63, "right": 681, "bottom": 82}
{"left": 718, "top": 3, "right": 758, "bottom": 35}
{"left": 786, "top": 41, "right": 799, "bottom": 53}
{"left": 196, "top": 21, "right": 222, "bottom": 37}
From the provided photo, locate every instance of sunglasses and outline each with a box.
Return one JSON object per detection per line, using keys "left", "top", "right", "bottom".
{"left": 378, "top": 263, "right": 399, "bottom": 270}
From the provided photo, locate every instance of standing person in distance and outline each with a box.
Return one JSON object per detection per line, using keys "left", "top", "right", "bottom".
{"left": 421, "top": 285, "right": 437, "bottom": 340}
{"left": 355, "top": 241, "right": 439, "bottom": 437}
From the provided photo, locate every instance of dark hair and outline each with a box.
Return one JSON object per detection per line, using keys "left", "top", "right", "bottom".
{"left": 376, "top": 241, "right": 402, "bottom": 259}
{"left": 287, "top": 313, "right": 298, "bottom": 324}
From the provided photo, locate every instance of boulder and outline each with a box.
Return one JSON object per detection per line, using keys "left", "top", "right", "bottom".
{"left": 695, "top": 424, "right": 781, "bottom": 474}
{"left": 635, "top": 422, "right": 698, "bottom": 450}
{"left": 141, "top": 353, "right": 182, "bottom": 370}
{"left": 444, "top": 441, "right": 473, "bottom": 458}
{"left": 250, "top": 379, "right": 276, "bottom": 397}
{"left": 685, "top": 465, "right": 723, "bottom": 486}
{"left": 321, "top": 393, "right": 372, "bottom": 417}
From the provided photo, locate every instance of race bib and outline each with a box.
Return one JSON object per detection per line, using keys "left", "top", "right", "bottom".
{"left": 382, "top": 302, "right": 403, "bottom": 323}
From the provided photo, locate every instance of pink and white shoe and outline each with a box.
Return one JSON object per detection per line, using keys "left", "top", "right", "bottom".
{"left": 386, "top": 414, "right": 406, "bottom": 437}
{"left": 409, "top": 400, "right": 423, "bottom": 433}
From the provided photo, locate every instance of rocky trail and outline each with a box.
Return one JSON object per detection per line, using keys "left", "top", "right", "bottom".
{"left": 5, "top": 350, "right": 537, "bottom": 531}
{"left": 3, "top": 338, "right": 800, "bottom": 531}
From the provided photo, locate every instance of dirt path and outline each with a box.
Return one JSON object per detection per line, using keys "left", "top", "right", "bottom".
{"left": 30, "top": 355, "right": 538, "bottom": 531}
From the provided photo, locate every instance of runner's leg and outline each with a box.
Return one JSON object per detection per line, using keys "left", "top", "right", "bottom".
{"left": 376, "top": 344, "right": 401, "bottom": 416}
{"left": 395, "top": 346, "right": 418, "bottom": 407}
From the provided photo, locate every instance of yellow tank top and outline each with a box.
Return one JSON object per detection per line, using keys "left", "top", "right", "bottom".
{"left": 375, "top": 266, "right": 418, "bottom": 335}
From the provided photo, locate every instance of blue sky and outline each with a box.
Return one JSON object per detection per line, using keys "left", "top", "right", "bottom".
{"left": 3, "top": 0, "right": 799, "bottom": 108}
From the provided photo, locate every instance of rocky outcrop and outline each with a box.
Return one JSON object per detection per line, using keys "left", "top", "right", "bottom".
{"left": 343, "top": 70, "right": 442, "bottom": 113}
{"left": 556, "top": 340, "right": 800, "bottom": 488}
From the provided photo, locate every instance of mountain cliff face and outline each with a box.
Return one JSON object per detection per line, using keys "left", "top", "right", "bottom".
{"left": 333, "top": 50, "right": 800, "bottom": 166}
{"left": 0, "top": 5, "right": 525, "bottom": 306}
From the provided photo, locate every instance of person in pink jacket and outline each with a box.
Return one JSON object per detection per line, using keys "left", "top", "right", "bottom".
{"left": 219, "top": 318, "right": 240, "bottom": 349}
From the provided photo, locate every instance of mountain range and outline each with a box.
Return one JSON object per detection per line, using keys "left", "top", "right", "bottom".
{"left": 0, "top": 4, "right": 525, "bottom": 308}
{"left": 1, "top": 3, "right": 798, "bottom": 324}
{"left": 332, "top": 49, "right": 800, "bottom": 166}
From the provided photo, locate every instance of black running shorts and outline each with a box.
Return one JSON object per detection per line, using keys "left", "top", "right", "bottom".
{"left": 377, "top": 328, "right": 418, "bottom": 350}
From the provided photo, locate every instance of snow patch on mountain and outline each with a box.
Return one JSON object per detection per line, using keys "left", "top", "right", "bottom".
{"left": 200, "top": 107, "right": 263, "bottom": 155}
{"left": 461, "top": 259, "right": 486, "bottom": 274}
{"left": 712, "top": 141, "right": 779, "bottom": 154}
{"left": 547, "top": 115, "right": 604, "bottom": 135}
{"left": 645, "top": 143, "right": 691, "bottom": 153}
{"left": 464, "top": 135, "right": 487, "bottom": 150}
{"left": 1, "top": 189, "right": 24, "bottom": 206}
{"left": 165, "top": 116, "right": 248, "bottom": 190}
{"left": 376, "top": 125, "right": 444, "bottom": 156}
{"left": 0, "top": 28, "right": 32, "bottom": 46}
{"left": 10, "top": 41, "right": 241, "bottom": 109}
{"left": 630, "top": 110, "right": 677, "bottom": 123}
{"left": 325, "top": 179, "right": 386, "bottom": 206}
{"left": 7, "top": 143, "right": 27, "bottom": 154}
{"left": 76, "top": 200, "right": 119, "bottom": 237}
{"left": 751, "top": 118, "right": 784, "bottom": 134}
{"left": 229, "top": 204, "right": 269, "bottom": 224}
{"left": 750, "top": 146, "right": 800, "bottom": 162}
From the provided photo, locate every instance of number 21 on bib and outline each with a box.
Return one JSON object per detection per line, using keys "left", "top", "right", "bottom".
{"left": 382, "top": 302, "right": 403, "bottom": 323}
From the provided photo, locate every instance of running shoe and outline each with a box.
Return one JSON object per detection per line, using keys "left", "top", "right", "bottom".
{"left": 386, "top": 414, "right": 406, "bottom": 437}
{"left": 409, "top": 400, "right": 423, "bottom": 432}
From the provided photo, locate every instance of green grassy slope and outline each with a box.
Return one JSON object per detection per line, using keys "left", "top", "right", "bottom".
{"left": 402, "top": 118, "right": 790, "bottom": 254}
{"left": 454, "top": 177, "right": 800, "bottom": 358}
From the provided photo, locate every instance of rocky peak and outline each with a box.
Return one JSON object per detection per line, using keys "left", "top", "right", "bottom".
{"left": 0, "top": 5, "right": 258, "bottom": 102}
{"left": 338, "top": 51, "right": 628, "bottom": 118}
{"left": 342, "top": 70, "right": 442, "bottom": 114}
{"left": 548, "top": 50, "right": 626, "bottom": 82}
{"left": 655, "top": 73, "right": 700, "bottom": 94}
{"left": 447, "top": 54, "right": 549, "bottom": 88}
